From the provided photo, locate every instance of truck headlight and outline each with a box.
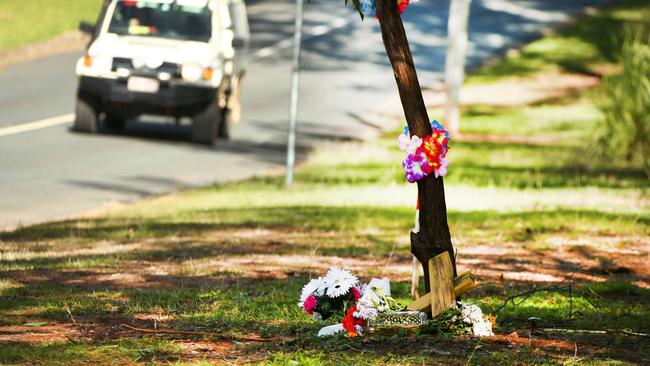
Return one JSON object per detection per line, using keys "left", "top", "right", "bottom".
{"left": 83, "top": 55, "right": 112, "bottom": 74}
{"left": 181, "top": 64, "right": 203, "bottom": 82}
{"left": 182, "top": 64, "right": 218, "bottom": 82}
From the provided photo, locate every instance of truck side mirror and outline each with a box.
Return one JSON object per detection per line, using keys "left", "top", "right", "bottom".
{"left": 232, "top": 37, "right": 246, "bottom": 48}
{"left": 79, "top": 21, "right": 96, "bottom": 35}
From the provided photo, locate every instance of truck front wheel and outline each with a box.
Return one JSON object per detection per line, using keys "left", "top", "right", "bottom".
{"left": 192, "top": 102, "right": 221, "bottom": 145}
{"left": 73, "top": 94, "right": 99, "bottom": 133}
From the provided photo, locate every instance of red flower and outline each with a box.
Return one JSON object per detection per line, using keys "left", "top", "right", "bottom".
{"left": 351, "top": 287, "right": 361, "bottom": 302}
{"left": 416, "top": 130, "right": 449, "bottom": 175}
{"left": 342, "top": 306, "right": 365, "bottom": 337}
{"left": 397, "top": 0, "right": 410, "bottom": 14}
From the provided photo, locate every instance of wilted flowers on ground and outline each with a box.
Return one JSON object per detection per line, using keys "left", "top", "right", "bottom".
{"left": 420, "top": 301, "right": 495, "bottom": 337}
{"left": 459, "top": 302, "right": 494, "bottom": 337}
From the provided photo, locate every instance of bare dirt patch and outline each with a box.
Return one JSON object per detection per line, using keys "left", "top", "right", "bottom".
{"left": 0, "top": 31, "right": 88, "bottom": 72}
{"left": 425, "top": 72, "right": 600, "bottom": 108}
{"left": 0, "top": 322, "right": 79, "bottom": 343}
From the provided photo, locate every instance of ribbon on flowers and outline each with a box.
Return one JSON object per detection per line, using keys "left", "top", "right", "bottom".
{"left": 359, "top": 0, "right": 413, "bottom": 17}
{"left": 398, "top": 120, "right": 450, "bottom": 183}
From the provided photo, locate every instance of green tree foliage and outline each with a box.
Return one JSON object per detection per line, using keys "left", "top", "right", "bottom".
{"left": 596, "top": 27, "right": 650, "bottom": 178}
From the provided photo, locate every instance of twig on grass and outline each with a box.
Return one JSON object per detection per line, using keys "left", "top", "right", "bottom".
{"left": 494, "top": 267, "right": 597, "bottom": 315}
{"left": 465, "top": 341, "right": 481, "bottom": 366}
{"left": 120, "top": 323, "right": 292, "bottom": 343}
{"left": 63, "top": 302, "right": 76, "bottom": 324}
{"left": 542, "top": 328, "right": 650, "bottom": 338}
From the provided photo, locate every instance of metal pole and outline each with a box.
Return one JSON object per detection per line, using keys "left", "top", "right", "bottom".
{"left": 285, "top": 0, "right": 304, "bottom": 187}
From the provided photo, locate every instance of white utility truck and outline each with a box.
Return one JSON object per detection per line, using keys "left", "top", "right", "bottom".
{"left": 75, "top": 0, "right": 249, "bottom": 144}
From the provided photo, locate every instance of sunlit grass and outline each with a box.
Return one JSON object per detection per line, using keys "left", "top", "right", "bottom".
{"left": 469, "top": 0, "right": 650, "bottom": 82}
{"left": 0, "top": 0, "right": 102, "bottom": 51}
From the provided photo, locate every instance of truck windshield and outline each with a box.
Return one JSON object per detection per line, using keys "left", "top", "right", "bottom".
{"left": 108, "top": 0, "right": 212, "bottom": 42}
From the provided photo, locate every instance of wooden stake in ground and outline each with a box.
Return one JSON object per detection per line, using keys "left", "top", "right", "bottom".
{"left": 407, "top": 252, "right": 476, "bottom": 317}
{"left": 374, "top": 0, "right": 457, "bottom": 293}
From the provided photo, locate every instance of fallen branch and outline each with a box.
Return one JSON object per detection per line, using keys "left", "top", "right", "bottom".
{"left": 543, "top": 328, "right": 650, "bottom": 338}
{"left": 120, "top": 323, "right": 291, "bottom": 343}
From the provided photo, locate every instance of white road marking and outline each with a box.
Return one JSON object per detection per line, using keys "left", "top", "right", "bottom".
{"left": 251, "top": 14, "right": 354, "bottom": 60}
{"left": 2, "top": 13, "right": 354, "bottom": 137}
{"left": 0, "top": 113, "right": 74, "bottom": 137}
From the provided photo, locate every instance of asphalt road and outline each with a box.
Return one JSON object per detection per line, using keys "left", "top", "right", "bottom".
{"left": 0, "top": 0, "right": 605, "bottom": 230}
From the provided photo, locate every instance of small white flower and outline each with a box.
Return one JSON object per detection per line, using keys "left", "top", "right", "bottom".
{"left": 311, "top": 312, "right": 323, "bottom": 322}
{"left": 355, "top": 325, "right": 364, "bottom": 335}
{"left": 398, "top": 134, "right": 423, "bottom": 154}
{"left": 353, "top": 297, "right": 378, "bottom": 320}
{"left": 323, "top": 268, "right": 358, "bottom": 298}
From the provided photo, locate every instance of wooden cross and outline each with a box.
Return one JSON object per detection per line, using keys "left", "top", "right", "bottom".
{"left": 406, "top": 252, "right": 476, "bottom": 317}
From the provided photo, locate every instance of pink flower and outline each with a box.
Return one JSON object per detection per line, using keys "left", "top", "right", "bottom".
{"left": 303, "top": 295, "right": 318, "bottom": 315}
{"left": 434, "top": 157, "right": 449, "bottom": 178}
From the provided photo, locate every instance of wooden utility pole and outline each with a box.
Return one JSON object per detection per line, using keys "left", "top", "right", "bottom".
{"left": 375, "top": 0, "right": 456, "bottom": 293}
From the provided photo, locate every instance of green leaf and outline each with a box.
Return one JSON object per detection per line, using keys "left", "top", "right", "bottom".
{"left": 344, "top": 0, "right": 365, "bottom": 20}
{"left": 23, "top": 322, "right": 48, "bottom": 327}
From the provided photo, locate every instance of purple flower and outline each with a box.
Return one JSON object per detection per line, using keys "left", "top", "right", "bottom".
{"left": 402, "top": 153, "right": 427, "bottom": 183}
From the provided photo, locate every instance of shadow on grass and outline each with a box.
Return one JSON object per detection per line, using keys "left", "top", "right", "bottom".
{"left": 282, "top": 139, "right": 649, "bottom": 189}
{"left": 450, "top": 140, "right": 648, "bottom": 189}
{"left": 472, "top": 0, "right": 650, "bottom": 80}
{"left": 1, "top": 207, "right": 647, "bottom": 245}
{"left": 1, "top": 273, "right": 648, "bottom": 365}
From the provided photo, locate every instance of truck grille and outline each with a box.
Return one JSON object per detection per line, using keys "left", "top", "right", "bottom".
{"left": 111, "top": 57, "right": 182, "bottom": 79}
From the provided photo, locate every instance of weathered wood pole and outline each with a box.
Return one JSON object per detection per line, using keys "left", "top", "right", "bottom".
{"left": 375, "top": 0, "right": 456, "bottom": 293}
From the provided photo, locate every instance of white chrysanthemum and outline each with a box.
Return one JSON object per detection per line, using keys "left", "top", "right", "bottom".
{"left": 323, "top": 268, "right": 358, "bottom": 298}
{"left": 299, "top": 277, "right": 324, "bottom": 307}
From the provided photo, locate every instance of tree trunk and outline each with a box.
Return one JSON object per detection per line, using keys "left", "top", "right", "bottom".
{"left": 375, "top": 0, "right": 456, "bottom": 294}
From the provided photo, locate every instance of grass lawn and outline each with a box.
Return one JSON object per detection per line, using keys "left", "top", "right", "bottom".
{"left": 1, "top": 1, "right": 649, "bottom": 365}
{"left": 470, "top": 0, "right": 650, "bottom": 83}
{"left": 0, "top": 0, "right": 102, "bottom": 51}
